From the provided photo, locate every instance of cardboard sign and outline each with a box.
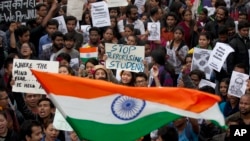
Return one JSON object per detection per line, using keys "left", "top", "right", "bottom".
{"left": 105, "top": 43, "right": 145, "bottom": 72}
{"left": 12, "top": 59, "right": 59, "bottom": 94}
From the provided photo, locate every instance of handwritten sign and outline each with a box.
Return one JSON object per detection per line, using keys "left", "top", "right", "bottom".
{"left": 228, "top": 71, "right": 249, "bottom": 98}
{"left": 53, "top": 16, "right": 68, "bottom": 34}
{"left": 191, "top": 48, "right": 212, "bottom": 79}
{"left": 0, "top": 0, "right": 36, "bottom": 22}
{"left": 12, "top": 59, "right": 59, "bottom": 94}
{"left": 91, "top": 1, "right": 111, "bottom": 27}
{"left": 107, "top": 0, "right": 128, "bottom": 7}
{"left": 148, "top": 22, "right": 160, "bottom": 41}
{"left": 53, "top": 109, "right": 73, "bottom": 131}
{"left": 105, "top": 43, "right": 145, "bottom": 72}
{"left": 67, "top": 0, "right": 85, "bottom": 20}
{"left": 208, "top": 42, "right": 234, "bottom": 72}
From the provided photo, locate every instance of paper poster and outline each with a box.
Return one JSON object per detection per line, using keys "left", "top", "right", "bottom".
{"left": 204, "top": 6, "right": 216, "bottom": 16}
{"left": 81, "top": 25, "right": 91, "bottom": 34}
{"left": 42, "top": 43, "right": 52, "bottom": 51}
{"left": 208, "top": 42, "right": 234, "bottom": 72}
{"left": 67, "top": 0, "right": 85, "bottom": 20}
{"left": 106, "top": 0, "right": 128, "bottom": 7}
{"left": 198, "top": 79, "right": 216, "bottom": 89}
{"left": 91, "top": 1, "right": 111, "bottom": 27}
{"left": 53, "top": 16, "right": 68, "bottom": 34}
{"left": 105, "top": 43, "right": 145, "bottom": 72}
{"left": 53, "top": 109, "right": 73, "bottom": 131}
{"left": 134, "top": 0, "right": 146, "bottom": 14}
{"left": 147, "top": 22, "right": 160, "bottom": 41}
{"left": 12, "top": 59, "right": 59, "bottom": 94}
{"left": 228, "top": 71, "right": 249, "bottom": 98}
{"left": 145, "top": 56, "right": 152, "bottom": 64}
{"left": 191, "top": 48, "right": 212, "bottom": 79}
{"left": 116, "top": 69, "right": 122, "bottom": 82}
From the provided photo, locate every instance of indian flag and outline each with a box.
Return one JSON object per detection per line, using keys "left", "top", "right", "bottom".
{"left": 32, "top": 70, "right": 225, "bottom": 141}
{"left": 79, "top": 47, "right": 98, "bottom": 63}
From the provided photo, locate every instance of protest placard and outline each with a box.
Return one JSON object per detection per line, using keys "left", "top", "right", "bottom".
{"left": 12, "top": 59, "right": 59, "bottom": 94}
{"left": 105, "top": 43, "right": 145, "bottom": 72}
{"left": 67, "top": 0, "right": 85, "bottom": 20}
{"left": 81, "top": 25, "right": 91, "bottom": 35}
{"left": 106, "top": 0, "right": 128, "bottom": 8}
{"left": 191, "top": 48, "right": 212, "bottom": 79}
{"left": 53, "top": 109, "right": 73, "bottom": 131}
{"left": 91, "top": 1, "right": 111, "bottom": 27}
{"left": 134, "top": 0, "right": 146, "bottom": 14}
{"left": 198, "top": 79, "right": 216, "bottom": 89}
{"left": 53, "top": 16, "right": 68, "bottom": 34}
{"left": 228, "top": 71, "right": 249, "bottom": 98}
{"left": 148, "top": 22, "right": 160, "bottom": 41}
{"left": 0, "top": 0, "right": 36, "bottom": 22}
{"left": 208, "top": 42, "right": 234, "bottom": 72}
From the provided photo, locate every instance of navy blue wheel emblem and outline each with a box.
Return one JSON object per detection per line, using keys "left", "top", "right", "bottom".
{"left": 111, "top": 95, "right": 146, "bottom": 120}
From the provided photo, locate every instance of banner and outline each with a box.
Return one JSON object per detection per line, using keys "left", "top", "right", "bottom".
{"left": 67, "top": 0, "right": 85, "bottom": 20}
{"left": 105, "top": 43, "right": 145, "bottom": 72}
{"left": 107, "top": 0, "right": 128, "bottom": 8}
{"left": 12, "top": 59, "right": 59, "bottom": 94}
{"left": 0, "top": 0, "right": 36, "bottom": 22}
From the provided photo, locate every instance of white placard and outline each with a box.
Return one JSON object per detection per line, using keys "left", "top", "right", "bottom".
{"left": 208, "top": 42, "right": 234, "bottom": 72}
{"left": 198, "top": 79, "right": 216, "bottom": 89}
{"left": 134, "top": 0, "right": 146, "bottom": 14}
{"left": 91, "top": 1, "right": 111, "bottom": 27}
{"left": 53, "top": 109, "right": 73, "bottom": 131}
{"left": 67, "top": 0, "right": 85, "bottom": 20}
{"left": 53, "top": 16, "right": 68, "bottom": 34}
{"left": 191, "top": 48, "right": 212, "bottom": 79}
{"left": 147, "top": 22, "right": 160, "bottom": 41}
{"left": 105, "top": 43, "right": 145, "bottom": 72}
{"left": 228, "top": 71, "right": 249, "bottom": 98}
{"left": 116, "top": 69, "right": 122, "bottom": 82}
{"left": 12, "top": 59, "right": 59, "bottom": 94}
{"left": 42, "top": 43, "right": 52, "bottom": 51}
{"left": 145, "top": 56, "right": 152, "bottom": 64}
{"left": 80, "top": 25, "right": 91, "bottom": 34}
{"left": 107, "top": 0, "right": 128, "bottom": 7}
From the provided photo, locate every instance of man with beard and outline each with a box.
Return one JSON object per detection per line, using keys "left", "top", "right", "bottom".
{"left": 227, "top": 94, "right": 250, "bottom": 125}
{"left": 54, "top": 33, "right": 80, "bottom": 71}
{"left": 39, "top": 31, "right": 64, "bottom": 61}
{"left": 117, "top": 5, "right": 145, "bottom": 37}
{"left": 205, "top": 6, "right": 234, "bottom": 39}
{"left": 81, "top": 27, "right": 101, "bottom": 48}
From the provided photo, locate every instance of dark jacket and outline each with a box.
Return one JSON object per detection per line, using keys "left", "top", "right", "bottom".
{"left": 227, "top": 34, "right": 250, "bottom": 75}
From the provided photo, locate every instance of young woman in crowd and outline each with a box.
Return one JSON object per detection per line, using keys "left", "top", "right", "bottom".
{"left": 178, "top": 9, "right": 199, "bottom": 48}
{"left": 0, "top": 110, "right": 19, "bottom": 141}
{"left": 149, "top": 48, "right": 174, "bottom": 87}
{"left": 93, "top": 65, "right": 110, "bottom": 81}
{"left": 177, "top": 53, "right": 193, "bottom": 85}
{"left": 81, "top": 11, "right": 92, "bottom": 26}
{"left": 219, "top": 78, "right": 230, "bottom": 103}
{"left": 19, "top": 43, "right": 36, "bottom": 60}
{"left": 118, "top": 24, "right": 135, "bottom": 44}
{"left": 188, "top": 32, "right": 212, "bottom": 54}
{"left": 58, "top": 65, "right": 74, "bottom": 75}
{"left": 101, "top": 27, "right": 117, "bottom": 44}
{"left": 41, "top": 119, "right": 61, "bottom": 141}
{"left": 78, "top": 58, "right": 99, "bottom": 78}
{"left": 166, "top": 26, "right": 189, "bottom": 85}
{"left": 120, "top": 70, "right": 136, "bottom": 86}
